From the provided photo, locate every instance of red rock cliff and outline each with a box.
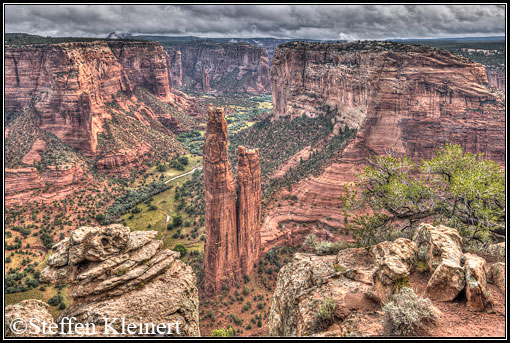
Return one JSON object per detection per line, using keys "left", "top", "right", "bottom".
{"left": 5, "top": 40, "right": 183, "bottom": 156}
{"left": 203, "top": 106, "right": 262, "bottom": 294}
{"left": 165, "top": 41, "right": 270, "bottom": 94}
{"left": 263, "top": 41, "right": 505, "bottom": 251}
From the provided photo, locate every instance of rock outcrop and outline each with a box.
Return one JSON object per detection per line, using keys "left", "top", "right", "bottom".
{"left": 174, "top": 50, "right": 183, "bottom": 87}
{"left": 269, "top": 238, "right": 418, "bottom": 336}
{"left": 165, "top": 41, "right": 271, "bottom": 94}
{"left": 413, "top": 224, "right": 466, "bottom": 301}
{"left": 5, "top": 164, "right": 89, "bottom": 205}
{"left": 203, "top": 106, "right": 262, "bottom": 294}
{"left": 463, "top": 253, "right": 490, "bottom": 311}
{"left": 262, "top": 41, "right": 505, "bottom": 249}
{"left": 268, "top": 224, "right": 499, "bottom": 336}
{"left": 5, "top": 300, "right": 55, "bottom": 337}
{"left": 39, "top": 224, "right": 200, "bottom": 337}
{"left": 487, "top": 262, "right": 505, "bottom": 292}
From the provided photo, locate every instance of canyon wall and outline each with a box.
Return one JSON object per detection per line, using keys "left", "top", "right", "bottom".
{"left": 486, "top": 69, "right": 505, "bottom": 92}
{"left": 263, "top": 41, "right": 505, "bottom": 251}
{"left": 203, "top": 106, "right": 261, "bottom": 294}
{"left": 5, "top": 40, "right": 191, "bottom": 205}
{"left": 5, "top": 40, "right": 184, "bottom": 155}
{"left": 165, "top": 41, "right": 271, "bottom": 94}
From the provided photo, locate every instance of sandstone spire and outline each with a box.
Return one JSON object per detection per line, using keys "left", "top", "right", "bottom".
{"left": 203, "top": 105, "right": 262, "bottom": 294}
{"left": 236, "top": 146, "right": 262, "bottom": 277}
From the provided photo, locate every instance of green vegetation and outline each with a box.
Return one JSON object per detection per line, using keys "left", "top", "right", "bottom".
{"left": 382, "top": 287, "right": 438, "bottom": 336}
{"left": 229, "top": 106, "right": 355, "bottom": 202}
{"left": 104, "top": 181, "right": 170, "bottom": 223}
{"left": 303, "top": 234, "right": 350, "bottom": 255}
{"left": 313, "top": 297, "right": 337, "bottom": 332}
{"left": 341, "top": 144, "right": 505, "bottom": 248}
{"left": 211, "top": 327, "right": 235, "bottom": 337}
{"left": 172, "top": 243, "right": 187, "bottom": 257}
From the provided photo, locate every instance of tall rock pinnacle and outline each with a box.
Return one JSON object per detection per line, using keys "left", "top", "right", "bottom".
{"left": 236, "top": 146, "right": 262, "bottom": 277}
{"left": 203, "top": 105, "right": 262, "bottom": 294}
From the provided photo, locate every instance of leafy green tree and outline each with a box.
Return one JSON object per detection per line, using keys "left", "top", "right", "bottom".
{"left": 172, "top": 214, "right": 183, "bottom": 228}
{"left": 341, "top": 144, "right": 504, "bottom": 247}
{"left": 172, "top": 243, "right": 187, "bottom": 257}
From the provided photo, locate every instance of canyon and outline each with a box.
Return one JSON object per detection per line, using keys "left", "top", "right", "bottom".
{"left": 262, "top": 41, "right": 506, "bottom": 251}
{"left": 203, "top": 106, "right": 262, "bottom": 294}
{"left": 3, "top": 33, "right": 506, "bottom": 338}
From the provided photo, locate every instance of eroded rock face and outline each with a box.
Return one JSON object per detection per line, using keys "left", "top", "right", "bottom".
{"left": 269, "top": 238, "right": 418, "bottom": 336}
{"left": 370, "top": 238, "right": 417, "bottom": 303}
{"left": 5, "top": 40, "right": 192, "bottom": 205}
{"left": 487, "top": 69, "right": 505, "bottom": 92}
{"left": 165, "top": 41, "right": 271, "bottom": 94}
{"left": 5, "top": 41, "right": 182, "bottom": 155}
{"left": 414, "top": 224, "right": 465, "bottom": 301}
{"left": 5, "top": 164, "right": 89, "bottom": 205}
{"left": 203, "top": 106, "right": 239, "bottom": 293}
{"left": 202, "top": 67, "right": 210, "bottom": 92}
{"left": 463, "top": 253, "right": 490, "bottom": 311}
{"left": 203, "top": 106, "right": 262, "bottom": 294}
{"left": 40, "top": 224, "right": 200, "bottom": 337}
{"left": 262, "top": 41, "right": 505, "bottom": 248}
{"left": 5, "top": 300, "right": 55, "bottom": 337}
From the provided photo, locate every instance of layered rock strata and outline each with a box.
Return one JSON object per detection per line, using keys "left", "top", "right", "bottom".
{"left": 5, "top": 40, "right": 191, "bottom": 204}
{"left": 5, "top": 40, "right": 184, "bottom": 155}
{"left": 203, "top": 106, "right": 262, "bottom": 294}
{"left": 165, "top": 41, "right": 271, "bottom": 94}
{"left": 262, "top": 41, "right": 505, "bottom": 250}
{"left": 39, "top": 224, "right": 200, "bottom": 336}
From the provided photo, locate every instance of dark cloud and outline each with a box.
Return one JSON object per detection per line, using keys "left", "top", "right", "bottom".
{"left": 4, "top": 4, "right": 506, "bottom": 40}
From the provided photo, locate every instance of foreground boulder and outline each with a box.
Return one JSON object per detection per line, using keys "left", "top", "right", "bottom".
{"left": 370, "top": 238, "right": 417, "bottom": 303}
{"left": 487, "top": 262, "right": 505, "bottom": 292}
{"left": 269, "top": 223, "right": 500, "bottom": 336}
{"left": 463, "top": 253, "right": 490, "bottom": 311}
{"left": 40, "top": 224, "right": 200, "bottom": 337}
{"left": 413, "top": 224, "right": 465, "bottom": 301}
{"left": 5, "top": 300, "right": 55, "bottom": 337}
{"left": 268, "top": 238, "right": 418, "bottom": 336}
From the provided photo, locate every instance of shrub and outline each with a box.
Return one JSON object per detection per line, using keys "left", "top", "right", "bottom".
{"left": 382, "top": 287, "right": 438, "bottom": 336}
{"left": 314, "top": 297, "right": 336, "bottom": 331}
{"left": 211, "top": 327, "right": 234, "bottom": 337}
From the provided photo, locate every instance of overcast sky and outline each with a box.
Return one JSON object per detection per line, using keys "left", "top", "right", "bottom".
{"left": 4, "top": 4, "right": 506, "bottom": 40}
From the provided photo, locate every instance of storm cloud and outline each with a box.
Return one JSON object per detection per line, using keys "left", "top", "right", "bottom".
{"left": 4, "top": 4, "right": 506, "bottom": 40}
